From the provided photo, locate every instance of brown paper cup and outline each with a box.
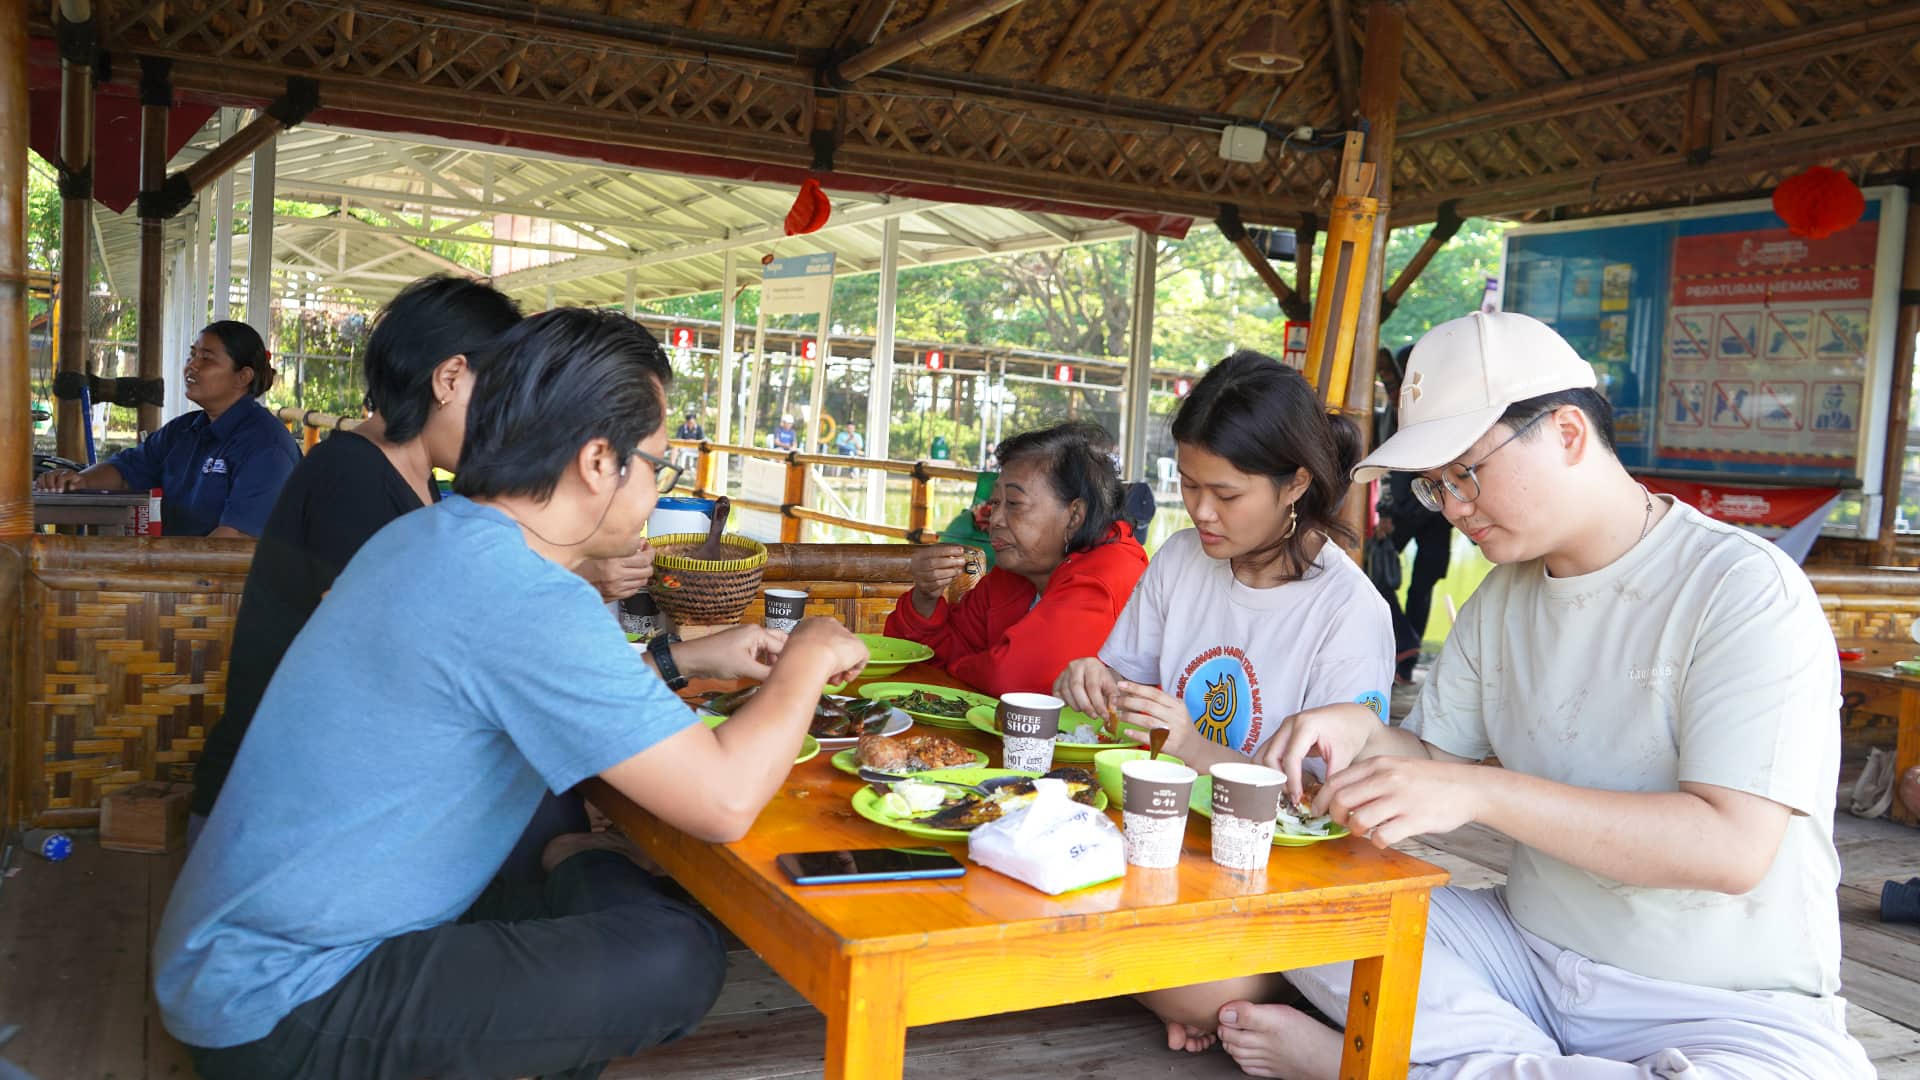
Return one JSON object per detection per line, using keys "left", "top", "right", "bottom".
{"left": 1209, "top": 762, "right": 1284, "bottom": 871}
{"left": 1122, "top": 759, "right": 1196, "bottom": 868}
{"left": 999, "top": 692, "right": 1062, "bottom": 773}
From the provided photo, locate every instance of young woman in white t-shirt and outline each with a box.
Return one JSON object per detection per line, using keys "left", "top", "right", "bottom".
{"left": 1055, "top": 351, "right": 1394, "bottom": 1054}
{"left": 1055, "top": 351, "right": 1394, "bottom": 775}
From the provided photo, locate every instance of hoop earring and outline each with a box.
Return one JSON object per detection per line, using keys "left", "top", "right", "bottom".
{"left": 1281, "top": 502, "right": 1298, "bottom": 540}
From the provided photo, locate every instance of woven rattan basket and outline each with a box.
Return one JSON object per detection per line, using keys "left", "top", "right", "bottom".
{"left": 647, "top": 532, "right": 770, "bottom": 627}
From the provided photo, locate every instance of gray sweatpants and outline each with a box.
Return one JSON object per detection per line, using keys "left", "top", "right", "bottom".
{"left": 1286, "top": 886, "right": 1873, "bottom": 1079}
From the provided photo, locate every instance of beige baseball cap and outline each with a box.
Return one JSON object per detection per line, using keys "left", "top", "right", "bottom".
{"left": 1353, "top": 310, "right": 1597, "bottom": 483}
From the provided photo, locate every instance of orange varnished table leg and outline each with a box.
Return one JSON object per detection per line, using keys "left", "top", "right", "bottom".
{"left": 1339, "top": 889, "right": 1432, "bottom": 1079}
{"left": 825, "top": 952, "right": 908, "bottom": 1080}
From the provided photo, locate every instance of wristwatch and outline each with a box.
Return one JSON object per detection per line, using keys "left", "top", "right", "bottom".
{"left": 647, "top": 634, "right": 688, "bottom": 690}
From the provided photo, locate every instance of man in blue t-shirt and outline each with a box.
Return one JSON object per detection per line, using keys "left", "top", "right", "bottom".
{"left": 154, "top": 309, "right": 869, "bottom": 1080}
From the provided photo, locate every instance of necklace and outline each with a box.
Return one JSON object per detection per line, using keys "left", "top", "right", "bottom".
{"left": 1637, "top": 483, "right": 1655, "bottom": 543}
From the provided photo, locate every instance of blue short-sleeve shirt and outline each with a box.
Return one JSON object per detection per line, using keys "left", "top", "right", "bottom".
{"left": 108, "top": 396, "right": 301, "bottom": 536}
{"left": 153, "top": 496, "right": 697, "bottom": 1049}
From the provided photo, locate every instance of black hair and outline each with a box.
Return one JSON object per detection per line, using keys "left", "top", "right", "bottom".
{"left": 994, "top": 421, "right": 1127, "bottom": 554}
{"left": 453, "top": 308, "right": 674, "bottom": 502}
{"left": 363, "top": 275, "right": 522, "bottom": 442}
{"left": 1170, "top": 350, "right": 1364, "bottom": 574}
{"left": 1499, "top": 388, "right": 1617, "bottom": 454}
{"left": 200, "top": 320, "right": 273, "bottom": 397}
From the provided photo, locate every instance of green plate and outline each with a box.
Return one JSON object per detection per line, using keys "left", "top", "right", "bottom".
{"left": 1188, "top": 775, "right": 1350, "bottom": 846}
{"left": 850, "top": 766, "right": 1109, "bottom": 840}
{"left": 829, "top": 746, "right": 990, "bottom": 775}
{"left": 699, "top": 713, "right": 820, "bottom": 765}
{"left": 856, "top": 682, "right": 998, "bottom": 729}
{"left": 1894, "top": 658, "right": 1920, "bottom": 676}
{"left": 855, "top": 633, "right": 935, "bottom": 678}
{"left": 963, "top": 705, "right": 1138, "bottom": 762}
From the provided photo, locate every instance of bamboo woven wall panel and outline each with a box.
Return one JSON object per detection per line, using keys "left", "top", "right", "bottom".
{"left": 29, "top": 586, "right": 237, "bottom": 822}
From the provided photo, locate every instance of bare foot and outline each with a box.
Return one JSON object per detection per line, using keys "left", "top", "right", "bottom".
{"left": 1216, "top": 1000, "right": 1342, "bottom": 1079}
{"left": 1165, "top": 1018, "right": 1219, "bottom": 1053}
{"left": 540, "top": 831, "right": 663, "bottom": 876}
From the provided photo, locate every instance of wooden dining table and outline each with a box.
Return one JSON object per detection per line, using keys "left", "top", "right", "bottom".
{"left": 587, "top": 662, "right": 1449, "bottom": 1079}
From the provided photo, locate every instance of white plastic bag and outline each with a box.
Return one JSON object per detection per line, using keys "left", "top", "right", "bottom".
{"left": 967, "top": 778, "right": 1126, "bottom": 895}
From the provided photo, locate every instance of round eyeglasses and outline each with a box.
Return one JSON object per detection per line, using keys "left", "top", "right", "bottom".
{"left": 1408, "top": 411, "right": 1549, "bottom": 512}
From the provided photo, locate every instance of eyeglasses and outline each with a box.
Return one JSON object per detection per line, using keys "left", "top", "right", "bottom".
{"left": 1409, "top": 411, "right": 1550, "bottom": 512}
{"left": 629, "top": 447, "right": 683, "bottom": 495}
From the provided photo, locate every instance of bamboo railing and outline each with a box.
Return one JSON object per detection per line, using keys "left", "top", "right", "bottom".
{"left": 672, "top": 440, "right": 981, "bottom": 543}
{"left": 273, "top": 411, "right": 984, "bottom": 544}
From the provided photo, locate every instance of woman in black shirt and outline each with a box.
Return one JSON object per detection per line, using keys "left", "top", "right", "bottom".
{"left": 192, "top": 277, "right": 654, "bottom": 880}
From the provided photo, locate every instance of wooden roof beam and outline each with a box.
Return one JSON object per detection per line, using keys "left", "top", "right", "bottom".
{"left": 1156, "top": 0, "right": 1256, "bottom": 102}
{"left": 1667, "top": 0, "right": 1723, "bottom": 45}
{"left": 1096, "top": 0, "right": 1179, "bottom": 96}
{"left": 1327, "top": 0, "right": 1360, "bottom": 122}
{"left": 1036, "top": 0, "right": 1103, "bottom": 87}
{"left": 836, "top": 0, "right": 1031, "bottom": 83}
{"left": 1564, "top": 0, "right": 1649, "bottom": 64}
{"left": 1421, "top": 0, "right": 1587, "bottom": 168}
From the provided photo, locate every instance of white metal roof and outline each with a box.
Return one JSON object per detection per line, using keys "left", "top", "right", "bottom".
{"left": 86, "top": 117, "right": 1138, "bottom": 310}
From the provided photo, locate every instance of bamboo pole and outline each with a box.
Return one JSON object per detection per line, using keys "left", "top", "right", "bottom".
{"left": 780, "top": 452, "right": 806, "bottom": 542}
{"left": 835, "top": 0, "right": 1029, "bottom": 82}
{"left": 1876, "top": 195, "right": 1920, "bottom": 560}
{"left": 1218, "top": 206, "right": 1311, "bottom": 322}
{"left": 136, "top": 59, "right": 171, "bottom": 434}
{"left": 0, "top": 0, "right": 31, "bottom": 539}
{"left": 55, "top": 0, "right": 96, "bottom": 463}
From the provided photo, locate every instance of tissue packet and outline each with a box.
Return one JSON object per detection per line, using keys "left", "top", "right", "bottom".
{"left": 968, "top": 778, "right": 1126, "bottom": 895}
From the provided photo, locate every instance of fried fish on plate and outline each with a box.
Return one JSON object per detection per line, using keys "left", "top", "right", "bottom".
{"left": 855, "top": 733, "right": 976, "bottom": 772}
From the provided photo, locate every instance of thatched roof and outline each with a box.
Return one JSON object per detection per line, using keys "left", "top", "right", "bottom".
{"left": 36, "top": 0, "right": 1920, "bottom": 227}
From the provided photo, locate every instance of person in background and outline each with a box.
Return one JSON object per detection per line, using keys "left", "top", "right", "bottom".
{"left": 35, "top": 321, "right": 300, "bottom": 537}
{"left": 887, "top": 421, "right": 1147, "bottom": 698}
{"left": 1210, "top": 310, "right": 1870, "bottom": 1079}
{"left": 155, "top": 307, "right": 869, "bottom": 1080}
{"left": 672, "top": 409, "right": 705, "bottom": 473}
{"left": 674, "top": 410, "right": 704, "bottom": 442}
{"left": 1375, "top": 343, "right": 1455, "bottom": 682}
{"left": 1370, "top": 346, "right": 1422, "bottom": 679}
{"left": 843, "top": 421, "right": 865, "bottom": 456}
{"left": 190, "top": 278, "right": 654, "bottom": 880}
{"left": 771, "top": 413, "right": 797, "bottom": 450}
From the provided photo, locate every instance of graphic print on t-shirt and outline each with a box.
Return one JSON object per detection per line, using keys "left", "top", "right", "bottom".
{"left": 1176, "top": 646, "right": 1263, "bottom": 753}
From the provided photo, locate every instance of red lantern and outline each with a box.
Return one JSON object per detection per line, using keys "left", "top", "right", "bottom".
{"left": 784, "top": 178, "right": 832, "bottom": 236}
{"left": 1772, "top": 166, "right": 1865, "bottom": 240}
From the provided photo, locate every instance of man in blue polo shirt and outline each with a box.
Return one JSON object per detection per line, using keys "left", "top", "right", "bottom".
{"left": 35, "top": 321, "right": 300, "bottom": 537}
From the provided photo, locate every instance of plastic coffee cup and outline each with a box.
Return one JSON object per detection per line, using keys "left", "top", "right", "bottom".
{"left": 1121, "top": 759, "right": 1196, "bottom": 868}
{"left": 763, "top": 588, "right": 807, "bottom": 633}
{"left": 1209, "top": 762, "right": 1285, "bottom": 871}
{"left": 999, "top": 692, "right": 1062, "bottom": 773}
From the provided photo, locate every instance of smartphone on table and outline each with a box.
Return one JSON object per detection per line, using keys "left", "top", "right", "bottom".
{"left": 775, "top": 848, "right": 966, "bottom": 885}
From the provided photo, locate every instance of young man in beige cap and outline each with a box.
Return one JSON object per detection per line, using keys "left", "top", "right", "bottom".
{"left": 1211, "top": 311, "right": 1870, "bottom": 1078}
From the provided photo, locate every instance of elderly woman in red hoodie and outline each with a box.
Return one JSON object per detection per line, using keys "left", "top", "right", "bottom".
{"left": 885, "top": 422, "right": 1148, "bottom": 697}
